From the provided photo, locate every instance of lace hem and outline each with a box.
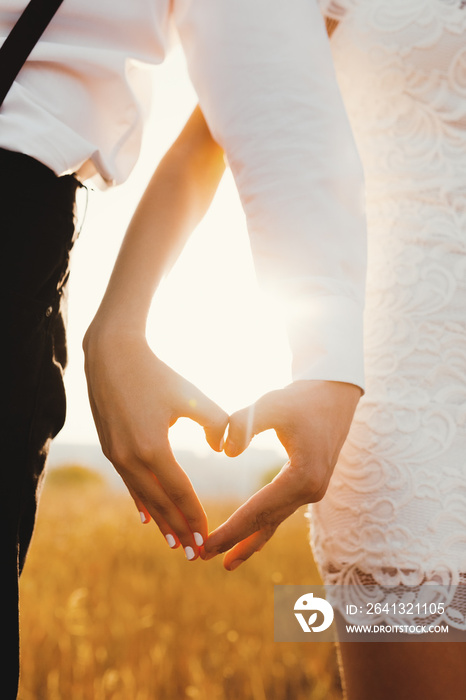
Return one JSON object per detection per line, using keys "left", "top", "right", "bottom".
{"left": 321, "top": 567, "right": 466, "bottom": 631}
{"left": 307, "top": 521, "right": 466, "bottom": 631}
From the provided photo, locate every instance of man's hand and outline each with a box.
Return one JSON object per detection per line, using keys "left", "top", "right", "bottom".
{"left": 202, "top": 380, "right": 361, "bottom": 570}
{"left": 83, "top": 328, "right": 228, "bottom": 560}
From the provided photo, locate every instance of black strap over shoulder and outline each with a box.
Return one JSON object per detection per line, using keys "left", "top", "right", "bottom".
{"left": 0, "top": 0, "right": 64, "bottom": 108}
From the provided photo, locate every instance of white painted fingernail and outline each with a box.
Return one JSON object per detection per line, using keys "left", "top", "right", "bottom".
{"left": 194, "top": 532, "right": 204, "bottom": 547}
{"left": 185, "top": 546, "right": 195, "bottom": 560}
{"left": 140, "top": 512, "right": 148, "bottom": 524}
{"left": 165, "top": 534, "right": 176, "bottom": 548}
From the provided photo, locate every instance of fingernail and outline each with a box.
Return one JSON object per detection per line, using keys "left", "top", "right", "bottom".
{"left": 165, "top": 534, "right": 176, "bottom": 548}
{"left": 185, "top": 546, "right": 195, "bottom": 560}
{"left": 219, "top": 437, "right": 224, "bottom": 451}
{"left": 193, "top": 532, "right": 204, "bottom": 547}
{"left": 140, "top": 511, "right": 148, "bottom": 524}
{"left": 227, "top": 559, "right": 244, "bottom": 571}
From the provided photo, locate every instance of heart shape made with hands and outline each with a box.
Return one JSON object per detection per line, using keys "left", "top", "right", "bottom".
{"left": 86, "top": 335, "right": 360, "bottom": 571}
{"left": 185, "top": 380, "right": 361, "bottom": 571}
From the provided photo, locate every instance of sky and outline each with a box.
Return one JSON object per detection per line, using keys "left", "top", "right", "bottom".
{"left": 58, "top": 46, "right": 292, "bottom": 456}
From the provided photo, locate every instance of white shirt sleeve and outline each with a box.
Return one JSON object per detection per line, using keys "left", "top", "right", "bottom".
{"left": 172, "top": 0, "right": 367, "bottom": 391}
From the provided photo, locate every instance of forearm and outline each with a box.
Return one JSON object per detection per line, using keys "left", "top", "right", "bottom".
{"left": 86, "top": 106, "right": 225, "bottom": 339}
{"left": 81, "top": 107, "right": 228, "bottom": 552}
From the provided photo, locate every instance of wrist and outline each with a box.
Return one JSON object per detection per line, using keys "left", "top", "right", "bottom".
{"left": 83, "top": 313, "right": 147, "bottom": 358}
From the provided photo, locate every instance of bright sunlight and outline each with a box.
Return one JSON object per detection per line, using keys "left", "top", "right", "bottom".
{"left": 58, "top": 45, "right": 292, "bottom": 454}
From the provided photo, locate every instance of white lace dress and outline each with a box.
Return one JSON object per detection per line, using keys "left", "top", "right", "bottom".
{"left": 309, "top": 0, "right": 466, "bottom": 628}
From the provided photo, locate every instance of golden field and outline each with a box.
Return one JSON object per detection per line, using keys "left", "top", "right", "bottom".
{"left": 18, "top": 466, "right": 343, "bottom": 700}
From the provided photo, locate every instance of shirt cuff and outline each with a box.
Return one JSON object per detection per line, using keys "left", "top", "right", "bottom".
{"left": 285, "top": 294, "right": 365, "bottom": 392}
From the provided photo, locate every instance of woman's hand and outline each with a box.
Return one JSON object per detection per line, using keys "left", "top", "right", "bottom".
{"left": 202, "top": 380, "right": 361, "bottom": 569}
{"left": 82, "top": 105, "right": 226, "bottom": 560}
{"left": 83, "top": 326, "right": 228, "bottom": 560}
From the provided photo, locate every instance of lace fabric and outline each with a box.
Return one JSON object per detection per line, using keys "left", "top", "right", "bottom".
{"left": 319, "top": 0, "right": 466, "bottom": 20}
{"left": 318, "top": 0, "right": 357, "bottom": 20}
{"left": 309, "top": 0, "right": 466, "bottom": 629}
{"left": 322, "top": 570, "right": 466, "bottom": 631}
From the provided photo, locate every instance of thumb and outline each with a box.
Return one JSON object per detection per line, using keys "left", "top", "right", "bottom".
{"left": 181, "top": 383, "right": 229, "bottom": 452}
{"left": 224, "top": 389, "right": 284, "bottom": 457}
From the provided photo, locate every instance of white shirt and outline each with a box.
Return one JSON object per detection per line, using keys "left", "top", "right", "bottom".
{"left": 0, "top": 0, "right": 367, "bottom": 390}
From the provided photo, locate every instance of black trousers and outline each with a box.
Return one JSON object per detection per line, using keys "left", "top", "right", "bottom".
{"left": 1, "top": 148, "right": 81, "bottom": 699}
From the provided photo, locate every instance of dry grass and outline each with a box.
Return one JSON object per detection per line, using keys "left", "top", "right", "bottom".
{"left": 18, "top": 468, "right": 343, "bottom": 700}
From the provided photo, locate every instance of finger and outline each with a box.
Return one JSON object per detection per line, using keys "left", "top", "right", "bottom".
{"left": 180, "top": 382, "right": 229, "bottom": 452}
{"left": 143, "top": 442, "right": 209, "bottom": 544}
{"left": 203, "top": 463, "right": 304, "bottom": 557}
{"left": 133, "top": 494, "right": 152, "bottom": 525}
{"left": 126, "top": 485, "right": 153, "bottom": 526}
{"left": 127, "top": 484, "right": 182, "bottom": 549}
{"left": 224, "top": 390, "right": 283, "bottom": 457}
{"left": 222, "top": 528, "right": 278, "bottom": 571}
{"left": 122, "top": 463, "right": 204, "bottom": 560}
